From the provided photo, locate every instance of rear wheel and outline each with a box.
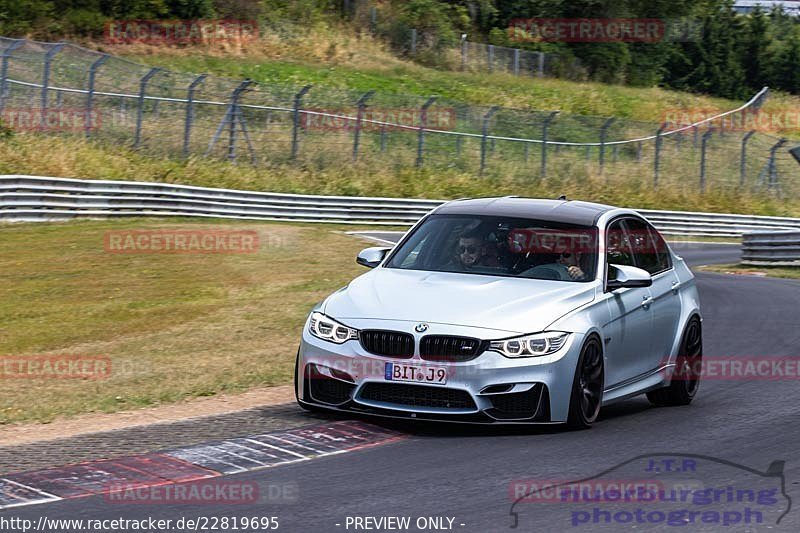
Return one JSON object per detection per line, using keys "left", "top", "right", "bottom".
{"left": 567, "top": 336, "right": 604, "bottom": 429}
{"left": 647, "top": 316, "right": 702, "bottom": 406}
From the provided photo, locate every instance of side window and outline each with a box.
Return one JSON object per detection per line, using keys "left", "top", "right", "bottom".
{"left": 624, "top": 218, "right": 660, "bottom": 274}
{"left": 606, "top": 219, "right": 635, "bottom": 279}
{"left": 647, "top": 224, "right": 673, "bottom": 273}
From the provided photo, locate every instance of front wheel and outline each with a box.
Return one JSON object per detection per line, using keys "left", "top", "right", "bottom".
{"left": 567, "top": 336, "right": 604, "bottom": 429}
{"left": 647, "top": 316, "right": 702, "bottom": 406}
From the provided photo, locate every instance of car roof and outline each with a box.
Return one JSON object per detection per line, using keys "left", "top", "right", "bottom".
{"left": 433, "top": 197, "right": 617, "bottom": 226}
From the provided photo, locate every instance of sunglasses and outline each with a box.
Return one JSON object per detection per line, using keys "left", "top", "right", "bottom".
{"left": 458, "top": 245, "right": 478, "bottom": 254}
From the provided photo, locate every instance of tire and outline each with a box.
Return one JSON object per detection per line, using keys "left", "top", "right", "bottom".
{"left": 647, "top": 316, "right": 702, "bottom": 406}
{"left": 567, "top": 336, "right": 604, "bottom": 429}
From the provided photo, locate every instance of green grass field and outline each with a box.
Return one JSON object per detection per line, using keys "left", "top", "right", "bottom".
{"left": 0, "top": 218, "right": 368, "bottom": 424}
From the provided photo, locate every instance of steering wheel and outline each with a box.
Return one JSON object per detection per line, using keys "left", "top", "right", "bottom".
{"left": 520, "top": 263, "right": 573, "bottom": 281}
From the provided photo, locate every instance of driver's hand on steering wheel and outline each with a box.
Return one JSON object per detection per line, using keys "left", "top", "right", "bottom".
{"left": 567, "top": 265, "right": 585, "bottom": 280}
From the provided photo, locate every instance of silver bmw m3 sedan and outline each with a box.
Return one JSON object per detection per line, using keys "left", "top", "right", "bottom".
{"left": 295, "top": 197, "right": 702, "bottom": 428}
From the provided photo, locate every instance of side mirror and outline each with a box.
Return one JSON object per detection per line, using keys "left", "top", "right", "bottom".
{"left": 607, "top": 264, "right": 652, "bottom": 291}
{"left": 356, "top": 247, "right": 391, "bottom": 268}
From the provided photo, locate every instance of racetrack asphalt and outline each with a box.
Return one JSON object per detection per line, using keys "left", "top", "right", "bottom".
{"left": 4, "top": 240, "right": 800, "bottom": 532}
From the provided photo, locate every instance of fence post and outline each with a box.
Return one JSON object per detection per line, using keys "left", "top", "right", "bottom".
{"left": 134, "top": 67, "right": 160, "bottom": 148}
{"left": 369, "top": 7, "right": 377, "bottom": 32}
{"left": 513, "top": 49, "right": 520, "bottom": 76}
{"left": 654, "top": 123, "right": 666, "bottom": 187}
{"left": 416, "top": 97, "right": 436, "bottom": 167}
{"left": 599, "top": 118, "right": 615, "bottom": 174}
{"left": 537, "top": 52, "right": 544, "bottom": 77}
{"left": 380, "top": 124, "right": 387, "bottom": 152}
{"left": 410, "top": 29, "right": 417, "bottom": 55}
{"left": 739, "top": 130, "right": 756, "bottom": 187}
{"left": 84, "top": 53, "right": 109, "bottom": 138}
{"left": 227, "top": 80, "right": 253, "bottom": 162}
{"left": 183, "top": 74, "right": 207, "bottom": 156}
{"left": 461, "top": 34, "right": 468, "bottom": 71}
{"left": 352, "top": 90, "right": 375, "bottom": 162}
{"left": 487, "top": 45, "right": 494, "bottom": 73}
{"left": 41, "top": 43, "right": 64, "bottom": 112}
{"left": 700, "top": 129, "right": 713, "bottom": 193}
{"left": 291, "top": 85, "right": 312, "bottom": 161}
{"left": 0, "top": 39, "right": 23, "bottom": 114}
{"left": 636, "top": 141, "right": 642, "bottom": 162}
{"left": 479, "top": 106, "right": 500, "bottom": 175}
{"left": 767, "top": 138, "right": 787, "bottom": 191}
{"left": 541, "top": 111, "right": 558, "bottom": 178}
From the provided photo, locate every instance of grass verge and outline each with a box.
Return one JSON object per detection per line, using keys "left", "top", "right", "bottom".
{"left": 0, "top": 218, "right": 369, "bottom": 424}
{"left": 697, "top": 263, "right": 800, "bottom": 279}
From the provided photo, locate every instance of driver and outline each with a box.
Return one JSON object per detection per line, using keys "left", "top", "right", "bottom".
{"left": 556, "top": 251, "right": 587, "bottom": 280}
{"left": 456, "top": 230, "right": 501, "bottom": 268}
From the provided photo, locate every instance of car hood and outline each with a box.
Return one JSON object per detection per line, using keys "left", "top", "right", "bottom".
{"left": 323, "top": 268, "right": 597, "bottom": 335}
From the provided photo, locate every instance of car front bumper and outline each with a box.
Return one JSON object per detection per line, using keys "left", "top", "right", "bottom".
{"left": 296, "top": 319, "right": 585, "bottom": 424}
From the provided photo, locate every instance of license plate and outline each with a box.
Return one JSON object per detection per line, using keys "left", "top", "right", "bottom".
{"left": 385, "top": 362, "right": 447, "bottom": 385}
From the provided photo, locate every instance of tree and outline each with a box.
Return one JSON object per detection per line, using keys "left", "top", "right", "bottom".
{"left": 741, "top": 7, "right": 772, "bottom": 92}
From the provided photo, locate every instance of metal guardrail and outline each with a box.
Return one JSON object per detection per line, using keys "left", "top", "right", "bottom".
{"left": 742, "top": 231, "right": 800, "bottom": 266}
{"left": 2, "top": 176, "right": 800, "bottom": 239}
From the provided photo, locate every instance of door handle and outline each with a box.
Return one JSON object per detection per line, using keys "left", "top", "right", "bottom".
{"left": 671, "top": 281, "right": 680, "bottom": 294}
{"left": 641, "top": 296, "right": 654, "bottom": 309}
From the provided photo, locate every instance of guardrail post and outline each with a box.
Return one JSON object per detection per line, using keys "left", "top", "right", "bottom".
{"left": 479, "top": 106, "right": 499, "bottom": 175}
{"left": 541, "top": 111, "right": 558, "bottom": 178}
{"left": 410, "top": 29, "right": 417, "bottom": 55}
{"left": 380, "top": 124, "right": 387, "bottom": 152}
{"left": 352, "top": 90, "right": 375, "bottom": 162}
{"left": 41, "top": 43, "right": 64, "bottom": 112}
{"left": 416, "top": 96, "right": 436, "bottom": 167}
{"left": 740, "top": 130, "right": 756, "bottom": 187}
{"left": 767, "top": 138, "right": 787, "bottom": 191}
{"left": 487, "top": 45, "right": 494, "bottom": 73}
{"left": 700, "top": 129, "right": 713, "bottom": 193}
{"left": 513, "top": 49, "right": 520, "bottom": 76}
{"left": 291, "top": 85, "right": 312, "bottom": 161}
{"left": 85, "top": 53, "right": 109, "bottom": 138}
{"left": 456, "top": 135, "right": 463, "bottom": 158}
{"left": 183, "top": 74, "right": 207, "bottom": 157}
{"left": 599, "top": 118, "right": 615, "bottom": 174}
{"left": 0, "top": 39, "right": 23, "bottom": 114}
{"left": 654, "top": 123, "right": 666, "bottom": 187}
{"left": 537, "top": 52, "right": 544, "bottom": 77}
{"left": 134, "top": 67, "right": 159, "bottom": 148}
{"left": 636, "top": 141, "right": 642, "bottom": 162}
{"left": 370, "top": 7, "right": 377, "bottom": 32}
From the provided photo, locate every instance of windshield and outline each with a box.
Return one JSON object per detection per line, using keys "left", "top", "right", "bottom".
{"left": 386, "top": 214, "right": 598, "bottom": 282}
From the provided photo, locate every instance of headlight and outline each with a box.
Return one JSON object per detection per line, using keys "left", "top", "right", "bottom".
{"left": 489, "top": 331, "right": 570, "bottom": 358}
{"left": 308, "top": 312, "right": 359, "bottom": 344}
